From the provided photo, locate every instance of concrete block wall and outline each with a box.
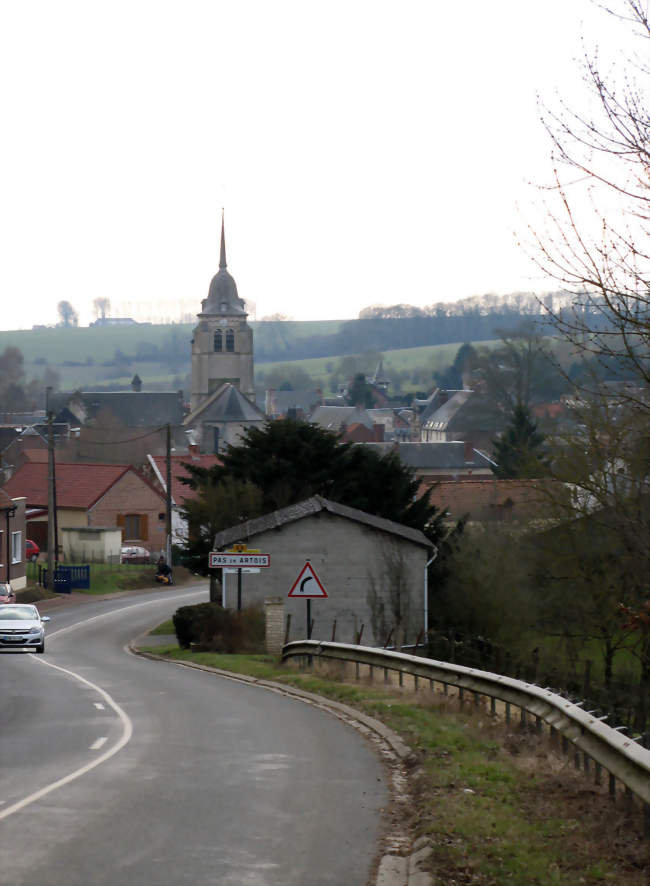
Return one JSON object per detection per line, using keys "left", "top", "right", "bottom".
{"left": 219, "top": 512, "right": 427, "bottom": 646}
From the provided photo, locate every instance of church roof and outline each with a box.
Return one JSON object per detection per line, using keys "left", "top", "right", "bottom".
{"left": 184, "top": 383, "right": 266, "bottom": 426}
{"left": 201, "top": 212, "right": 247, "bottom": 317}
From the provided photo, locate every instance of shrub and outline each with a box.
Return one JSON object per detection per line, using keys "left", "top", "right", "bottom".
{"left": 173, "top": 602, "right": 265, "bottom": 653}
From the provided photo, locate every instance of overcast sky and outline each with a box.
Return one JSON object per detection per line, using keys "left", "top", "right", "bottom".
{"left": 0, "top": 0, "right": 637, "bottom": 329}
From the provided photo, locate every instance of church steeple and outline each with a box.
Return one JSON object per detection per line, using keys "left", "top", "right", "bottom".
{"left": 219, "top": 208, "right": 227, "bottom": 270}
{"left": 200, "top": 209, "right": 246, "bottom": 316}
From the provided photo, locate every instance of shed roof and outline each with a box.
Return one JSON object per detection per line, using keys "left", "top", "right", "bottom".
{"left": 213, "top": 494, "right": 432, "bottom": 550}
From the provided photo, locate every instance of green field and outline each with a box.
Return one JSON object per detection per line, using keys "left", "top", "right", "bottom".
{"left": 1, "top": 320, "right": 500, "bottom": 393}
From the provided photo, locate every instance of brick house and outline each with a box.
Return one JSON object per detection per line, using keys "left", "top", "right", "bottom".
{"left": 1, "top": 462, "right": 167, "bottom": 557}
{"left": 0, "top": 489, "right": 27, "bottom": 590}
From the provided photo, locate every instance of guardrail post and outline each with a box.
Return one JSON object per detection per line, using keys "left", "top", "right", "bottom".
{"left": 535, "top": 715, "right": 542, "bottom": 734}
{"left": 609, "top": 773, "right": 616, "bottom": 798}
{"left": 595, "top": 762, "right": 602, "bottom": 785}
{"left": 521, "top": 708, "right": 527, "bottom": 728}
{"left": 584, "top": 754, "right": 590, "bottom": 777}
{"left": 384, "top": 667, "right": 389, "bottom": 684}
{"left": 355, "top": 662, "right": 360, "bottom": 680}
{"left": 414, "top": 674, "right": 419, "bottom": 691}
{"left": 369, "top": 665, "right": 373, "bottom": 682}
{"left": 399, "top": 669, "right": 403, "bottom": 688}
{"left": 490, "top": 696, "right": 496, "bottom": 716}
{"left": 505, "top": 702, "right": 511, "bottom": 724}
{"left": 443, "top": 682, "right": 448, "bottom": 696}
{"left": 459, "top": 687, "right": 464, "bottom": 705}
{"left": 429, "top": 678, "right": 434, "bottom": 693}
{"left": 562, "top": 735, "right": 568, "bottom": 754}
{"left": 574, "top": 750, "right": 581, "bottom": 770}
{"left": 644, "top": 803, "right": 650, "bottom": 839}
{"left": 474, "top": 691, "right": 480, "bottom": 709}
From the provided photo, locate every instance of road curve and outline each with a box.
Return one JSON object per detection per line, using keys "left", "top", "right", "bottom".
{"left": 0, "top": 587, "right": 387, "bottom": 885}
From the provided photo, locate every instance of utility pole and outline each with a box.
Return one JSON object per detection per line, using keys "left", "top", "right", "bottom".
{"left": 47, "top": 397, "right": 55, "bottom": 588}
{"left": 166, "top": 423, "right": 172, "bottom": 565}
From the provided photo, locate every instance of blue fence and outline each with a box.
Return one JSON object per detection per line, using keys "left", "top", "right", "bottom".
{"left": 42, "top": 565, "right": 90, "bottom": 594}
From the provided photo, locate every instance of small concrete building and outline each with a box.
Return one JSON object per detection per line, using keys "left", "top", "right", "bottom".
{"left": 212, "top": 496, "right": 433, "bottom": 646}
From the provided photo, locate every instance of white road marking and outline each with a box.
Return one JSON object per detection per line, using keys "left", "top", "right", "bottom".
{"left": 90, "top": 737, "right": 108, "bottom": 750}
{"left": 0, "top": 587, "right": 206, "bottom": 823}
{"left": 94, "top": 703, "right": 105, "bottom": 710}
{"left": 46, "top": 588, "right": 205, "bottom": 642}
{"left": 0, "top": 658, "right": 133, "bottom": 822}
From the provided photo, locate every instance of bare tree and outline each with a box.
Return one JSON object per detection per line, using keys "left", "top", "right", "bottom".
{"left": 527, "top": 0, "right": 649, "bottom": 407}
{"left": 93, "top": 297, "right": 111, "bottom": 321}
{"left": 57, "top": 300, "right": 79, "bottom": 328}
{"left": 527, "top": 0, "right": 649, "bottom": 629}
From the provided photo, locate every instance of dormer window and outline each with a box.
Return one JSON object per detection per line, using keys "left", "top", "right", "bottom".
{"left": 220, "top": 301, "right": 228, "bottom": 312}
{"left": 213, "top": 330, "right": 223, "bottom": 352}
{"left": 226, "top": 328, "right": 235, "bottom": 352}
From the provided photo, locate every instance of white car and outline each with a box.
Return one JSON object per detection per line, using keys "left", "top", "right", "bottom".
{"left": 0, "top": 604, "right": 50, "bottom": 653}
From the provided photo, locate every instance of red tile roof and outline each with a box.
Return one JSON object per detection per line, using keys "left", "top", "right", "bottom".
{"left": 150, "top": 454, "right": 222, "bottom": 505}
{"left": 1, "top": 462, "right": 150, "bottom": 510}
{"left": 419, "top": 478, "right": 554, "bottom": 522}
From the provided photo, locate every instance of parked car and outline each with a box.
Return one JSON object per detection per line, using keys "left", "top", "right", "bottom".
{"left": 121, "top": 545, "right": 151, "bottom": 564}
{"left": 0, "top": 583, "right": 16, "bottom": 604}
{"left": 0, "top": 604, "right": 50, "bottom": 653}
{"left": 25, "top": 539, "right": 40, "bottom": 561}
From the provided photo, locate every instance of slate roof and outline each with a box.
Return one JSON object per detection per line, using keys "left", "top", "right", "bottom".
{"left": 212, "top": 494, "right": 432, "bottom": 550}
{"left": 1, "top": 462, "right": 163, "bottom": 510}
{"left": 148, "top": 453, "right": 222, "bottom": 505}
{"left": 50, "top": 391, "right": 185, "bottom": 428}
{"left": 309, "top": 405, "right": 374, "bottom": 432}
{"left": 184, "top": 383, "right": 266, "bottom": 426}
{"left": 0, "top": 427, "right": 20, "bottom": 453}
{"left": 265, "top": 389, "right": 322, "bottom": 417}
{"left": 361, "top": 441, "right": 493, "bottom": 469}
{"left": 422, "top": 390, "right": 503, "bottom": 432}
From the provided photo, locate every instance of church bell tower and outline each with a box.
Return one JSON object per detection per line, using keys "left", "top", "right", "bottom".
{"left": 190, "top": 212, "right": 255, "bottom": 412}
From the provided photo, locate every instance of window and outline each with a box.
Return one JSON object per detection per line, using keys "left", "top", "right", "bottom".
{"left": 213, "top": 330, "right": 223, "bottom": 352}
{"left": 122, "top": 514, "right": 149, "bottom": 541}
{"left": 226, "top": 328, "right": 235, "bottom": 352}
{"left": 12, "top": 531, "right": 22, "bottom": 564}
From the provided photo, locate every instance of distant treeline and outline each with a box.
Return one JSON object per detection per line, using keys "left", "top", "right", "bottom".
{"left": 254, "top": 310, "right": 560, "bottom": 363}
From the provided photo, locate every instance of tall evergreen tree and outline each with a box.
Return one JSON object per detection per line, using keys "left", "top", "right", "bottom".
{"left": 491, "top": 404, "right": 548, "bottom": 479}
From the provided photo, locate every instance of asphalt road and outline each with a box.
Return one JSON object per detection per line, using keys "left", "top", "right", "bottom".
{"left": 0, "top": 587, "right": 387, "bottom": 885}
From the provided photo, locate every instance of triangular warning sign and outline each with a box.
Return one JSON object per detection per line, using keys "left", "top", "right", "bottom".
{"left": 288, "top": 561, "right": 328, "bottom": 598}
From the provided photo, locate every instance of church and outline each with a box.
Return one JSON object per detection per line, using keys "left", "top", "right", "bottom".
{"left": 183, "top": 213, "right": 266, "bottom": 453}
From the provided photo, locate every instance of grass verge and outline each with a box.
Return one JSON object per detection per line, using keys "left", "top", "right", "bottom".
{"left": 139, "top": 639, "right": 650, "bottom": 885}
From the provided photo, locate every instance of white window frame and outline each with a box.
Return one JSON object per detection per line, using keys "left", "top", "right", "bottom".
{"left": 12, "top": 530, "right": 22, "bottom": 565}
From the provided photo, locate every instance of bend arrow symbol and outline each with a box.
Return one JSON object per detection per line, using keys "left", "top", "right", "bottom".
{"left": 300, "top": 576, "right": 313, "bottom": 594}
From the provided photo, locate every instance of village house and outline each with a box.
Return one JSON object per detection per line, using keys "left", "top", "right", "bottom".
{"left": 1, "top": 461, "right": 167, "bottom": 558}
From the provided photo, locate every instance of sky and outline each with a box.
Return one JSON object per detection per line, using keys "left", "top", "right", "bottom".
{"left": 0, "top": 0, "right": 640, "bottom": 330}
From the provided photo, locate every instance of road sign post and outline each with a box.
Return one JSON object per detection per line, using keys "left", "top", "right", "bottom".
{"left": 288, "top": 561, "right": 327, "bottom": 640}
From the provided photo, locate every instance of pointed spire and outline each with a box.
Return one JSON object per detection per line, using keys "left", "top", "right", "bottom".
{"left": 219, "top": 208, "right": 227, "bottom": 269}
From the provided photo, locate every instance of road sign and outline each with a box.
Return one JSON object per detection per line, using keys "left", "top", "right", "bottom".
{"left": 209, "top": 552, "right": 270, "bottom": 568}
{"left": 224, "top": 567, "right": 260, "bottom": 574}
{"left": 288, "top": 561, "right": 328, "bottom": 598}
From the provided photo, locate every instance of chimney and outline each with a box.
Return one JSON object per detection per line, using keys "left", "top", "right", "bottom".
{"left": 188, "top": 443, "right": 200, "bottom": 460}
{"left": 464, "top": 439, "right": 474, "bottom": 464}
{"left": 131, "top": 374, "right": 142, "bottom": 392}
{"left": 373, "top": 423, "right": 384, "bottom": 442}
{"left": 439, "top": 390, "right": 449, "bottom": 405}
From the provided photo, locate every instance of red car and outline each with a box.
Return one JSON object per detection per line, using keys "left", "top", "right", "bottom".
{"left": 25, "top": 539, "right": 40, "bottom": 562}
{"left": 0, "top": 583, "right": 16, "bottom": 604}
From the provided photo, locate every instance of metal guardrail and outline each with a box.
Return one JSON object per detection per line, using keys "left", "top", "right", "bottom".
{"left": 282, "top": 640, "right": 650, "bottom": 810}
